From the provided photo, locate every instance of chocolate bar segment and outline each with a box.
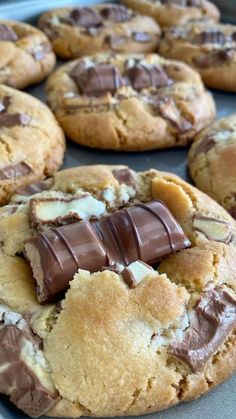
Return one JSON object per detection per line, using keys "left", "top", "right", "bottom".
{"left": 100, "top": 5, "right": 131, "bottom": 22}
{"left": 169, "top": 287, "right": 236, "bottom": 371}
{"left": 0, "top": 305, "right": 58, "bottom": 417}
{"left": 126, "top": 64, "right": 171, "bottom": 90}
{"left": 0, "top": 112, "right": 31, "bottom": 128}
{"left": 0, "top": 24, "right": 18, "bottom": 42}
{"left": 0, "top": 162, "right": 32, "bottom": 180}
{"left": 70, "top": 7, "right": 103, "bottom": 28}
{"left": 193, "top": 214, "right": 233, "bottom": 243}
{"left": 15, "top": 180, "right": 52, "bottom": 197}
{"left": 194, "top": 30, "right": 226, "bottom": 45}
{"left": 71, "top": 64, "right": 124, "bottom": 96}
{"left": 25, "top": 200, "right": 190, "bottom": 303}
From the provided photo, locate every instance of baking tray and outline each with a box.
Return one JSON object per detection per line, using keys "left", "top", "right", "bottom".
{"left": 0, "top": 1, "right": 235, "bottom": 419}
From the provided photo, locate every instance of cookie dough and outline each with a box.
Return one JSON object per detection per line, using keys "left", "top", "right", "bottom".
{"left": 0, "top": 165, "right": 235, "bottom": 418}
{"left": 189, "top": 114, "right": 236, "bottom": 218}
{"left": 38, "top": 4, "right": 161, "bottom": 59}
{"left": 0, "top": 84, "right": 65, "bottom": 205}
{"left": 0, "top": 19, "right": 55, "bottom": 89}
{"left": 46, "top": 52, "right": 216, "bottom": 151}
{"left": 122, "top": 0, "right": 219, "bottom": 27}
{"left": 159, "top": 22, "right": 236, "bottom": 92}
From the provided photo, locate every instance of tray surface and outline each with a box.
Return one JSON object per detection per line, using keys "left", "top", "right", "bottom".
{"left": 0, "top": 1, "right": 236, "bottom": 418}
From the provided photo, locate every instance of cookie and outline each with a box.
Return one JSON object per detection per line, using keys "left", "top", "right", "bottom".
{"left": 46, "top": 52, "right": 216, "bottom": 151}
{"left": 0, "top": 165, "right": 235, "bottom": 418}
{"left": 0, "top": 19, "right": 55, "bottom": 90}
{"left": 38, "top": 4, "right": 161, "bottom": 60}
{"left": 159, "top": 22, "right": 236, "bottom": 92}
{"left": 122, "top": 0, "right": 219, "bottom": 28}
{"left": 0, "top": 84, "right": 65, "bottom": 205}
{"left": 188, "top": 114, "right": 236, "bottom": 219}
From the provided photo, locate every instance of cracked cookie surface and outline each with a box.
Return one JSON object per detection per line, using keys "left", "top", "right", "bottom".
{"left": 159, "top": 22, "right": 236, "bottom": 92}
{"left": 38, "top": 3, "right": 161, "bottom": 60}
{"left": 0, "top": 165, "right": 235, "bottom": 418}
{"left": 0, "top": 19, "right": 55, "bottom": 89}
{"left": 122, "top": 0, "right": 219, "bottom": 28}
{"left": 0, "top": 84, "right": 65, "bottom": 205}
{"left": 188, "top": 114, "right": 236, "bottom": 219}
{"left": 46, "top": 52, "right": 216, "bottom": 151}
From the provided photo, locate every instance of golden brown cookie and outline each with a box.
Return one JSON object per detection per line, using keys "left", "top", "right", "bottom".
{"left": 0, "top": 19, "right": 55, "bottom": 89}
{"left": 159, "top": 22, "right": 236, "bottom": 92}
{"left": 46, "top": 52, "right": 216, "bottom": 151}
{"left": 122, "top": 0, "right": 219, "bottom": 27}
{"left": 0, "top": 165, "right": 235, "bottom": 418}
{"left": 38, "top": 3, "right": 161, "bottom": 59}
{"left": 0, "top": 84, "right": 65, "bottom": 205}
{"left": 188, "top": 114, "right": 236, "bottom": 218}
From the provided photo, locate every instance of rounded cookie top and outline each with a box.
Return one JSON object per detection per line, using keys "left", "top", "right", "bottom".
{"left": 0, "top": 19, "right": 55, "bottom": 89}
{"left": 159, "top": 22, "right": 236, "bottom": 92}
{"left": 122, "top": 0, "right": 219, "bottom": 27}
{"left": 0, "top": 84, "right": 65, "bottom": 205}
{"left": 189, "top": 114, "right": 236, "bottom": 218}
{"left": 0, "top": 165, "right": 236, "bottom": 418}
{"left": 46, "top": 52, "right": 215, "bottom": 151}
{"left": 38, "top": 3, "right": 161, "bottom": 59}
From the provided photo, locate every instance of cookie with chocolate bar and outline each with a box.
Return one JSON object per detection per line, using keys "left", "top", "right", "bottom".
{"left": 0, "top": 84, "right": 65, "bottom": 205}
{"left": 38, "top": 3, "right": 161, "bottom": 59}
{"left": 189, "top": 114, "right": 236, "bottom": 219}
{"left": 0, "top": 164, "right": 235, "bottom": 418}
{"left": 122, "top": 0, "right": 219, "bottom": 27}
{"left": 0, "top": 19, "right": 55, "bottom": 89}
{"left": 46, "top": 52, "right": 215, "bottom": 151}
{"left": 159, "top": 22, "right": 236, "bottom": 92}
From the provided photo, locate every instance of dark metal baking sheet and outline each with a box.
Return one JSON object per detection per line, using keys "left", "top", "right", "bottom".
{"left": 0, "top": 1, "right": 235, "bottom": 418}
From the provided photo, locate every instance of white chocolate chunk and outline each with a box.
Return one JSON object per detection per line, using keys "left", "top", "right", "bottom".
{"left": 30, "top": 194, "right": 106, "bottom": 226}
{"left": 151, "top": 312, "right": 190, "bottom": 350}
{"left": 193, "top": 215, "right": 232, "bottom": 243}
{"left": 103, "top": 188, "right": 116, "bottom": 203}
{"left": 213, "top": 130, "right": 232, "bottom": 142}
{"left": 122, "top": 260, "right": 154, "bottom": 288}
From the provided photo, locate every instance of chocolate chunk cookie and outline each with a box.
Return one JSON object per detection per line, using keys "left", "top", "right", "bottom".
{"left": 159, "top": 22, "right": 236, "bottom": 92}
{"left": 0, "top": 84, "right": 65, "bottom": 205}
{"left": 122, "top": 0, "right": 219, "bottom": 27}
{"left": 189, "top": 115, "right": 236, "bottom": 218}
{"left": 0, "top": 19, "right": 55, "bottom": 89}
{"left": 38, "top": 4, "right": 161, "bottom": 59}
{"left": 46, "top": 52, "right": 215, "bottom": 151}
{"left": 0, "top": 165, "right": 235, "bottom": 418}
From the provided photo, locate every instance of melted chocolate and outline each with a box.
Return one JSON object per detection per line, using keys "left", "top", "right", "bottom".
{"left": 126, "top": 64, "right": 171, "bottom": 90}
{"left": 100, "top": 5, "right": 131, "bottom": 22}
{"left": 169, "top": 287, "right": 236, "bottom": 371}
{"left": 70, "top": 7, "right": 103, "bottom": 28}
{"left": 0, "top": 162, "right": 32, "bottom": 180}
{"left": 25, "top": 200, "right": 190, "bottom": 303}
{"left": 0, "top": 307, "right": 58, "bottom": 417}
{"left": 71, "top": 64, "right": 124, "bottom": 96}
{"left": 0, "top": 24, "right": 18, "bottom": 42}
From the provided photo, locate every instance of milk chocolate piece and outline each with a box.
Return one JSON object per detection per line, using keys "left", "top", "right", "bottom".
{"left": 132, "top": 32, "right": 152, "bottom": 43}
{"left": 122, "top": 260, "right": 154, "bottom": 288}
{"left": 70, "top": 7, "right": 102, "bottom": 28}
{"left": 194, "top": 49, "right": 234, "bottom": 68}
{"left": 0, "top": 112, "right": 31, "bottom": 128}
{"left": 169, "top": 287, "right": 236, "bottom": 371}
{"left": 15, "top": 180, "right": 52, "bottom": 197}
{"left": 100, "top": 5, "right": 131, "bottom": 22}
{"left": 193, "top": 214, "right": 232, "bottom": 243}
{"left": 25, "top": 200, "right": 190, "bottom": 303}
{"left": 153, "top": 97, "right": 191, "bottom": 132}
{"left": 0, "top": 24, "right": 18, "bottom": 42}
{"left": 194, "top": 135, "right": 216, "bottom": 155}
{"left": 127, "top": 64, "right": 171, "bottom": 90}
{"left": 194, "top": 30, "right": 226, "bottom": 45}
{"left": 0, "top": 305, "right": 58, "bottom": 417}
{"left": 0, "top": 162, "right": 32, "bottom": 180}
{"left": 71, "top": 64, "right": 124, "bottom": 96}
{"left": 112, "top": 168, "right": 135, "bottom": 186}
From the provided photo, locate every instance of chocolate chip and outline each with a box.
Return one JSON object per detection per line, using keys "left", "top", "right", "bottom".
{"left": 132, "top": 32, "right": 152, "bottom": 43}
{"left": 71, "top": 64, "right": 124, "bottom": 96}
{"left": 0, "top": 162, "right": 32, "bottom": 180}
{"left": 0, "top": 24, "right": 18, "bottom": 42}
{"left": 194, "top": 30, "right": 226, "bottom": 45}
{"left": 0, "top": 113, "right": 31, "bottom": 128}
{"left": 100, "top": 5, "right": 131, "bottom": 22}
{"left": 70, "top": 7, "right": 103, "bottom": 28}
{"left": 126, "top": 64, "right": 171, "bottom": 90}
